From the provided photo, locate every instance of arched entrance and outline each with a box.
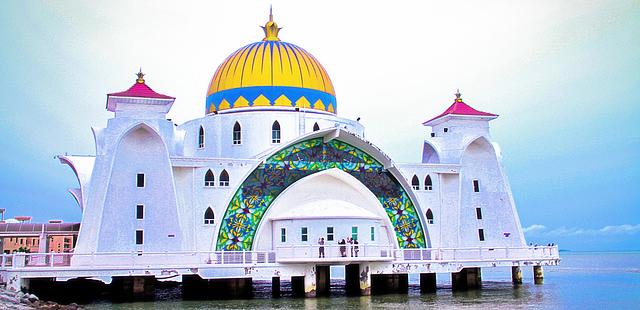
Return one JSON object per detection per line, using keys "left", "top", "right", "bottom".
{"left": 253, "top": 169, "right": 396, "bottom": 259}
{"left": 216, "top": 137, "right": 427, "bottom": 251}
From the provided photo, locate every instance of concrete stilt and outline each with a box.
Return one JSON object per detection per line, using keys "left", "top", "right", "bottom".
{"left": 359, "top": 264, "right": 371, "bottom": 296}
{"left": 451, "top": 268, "right": 481, "bottom": 291}
{"left": 182, "top": 276, "right": 252, "bottom": 299}
{"left": 291, "top": 276, "right": 305, "bottom": 297}
{"left": 512, "top": 266, "right": 523, "bottom": 285}
{"left": 419, "top": 273, "right": 437, "bottom": 293}
{"left": 345, "top": 264, "right": 360, "bottom": 296}
{"left": 304, "top": 267, "right": 317, "bottom": 298}
{"left": 534, "top": 265, "right": 544, "bottom": 285}
{"left": 371, "top": 273, "right": 408, "bottom": 295}
{"left": 315, "top": 265, "right": 330, "bottom": 296}
{"left": 272, "top": 277, "right": 281, "bottom": 298}
{"left": 112, "top": 276, "right": 155, "bottom": 301}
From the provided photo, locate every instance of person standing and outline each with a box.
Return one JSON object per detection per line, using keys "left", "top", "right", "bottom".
{"left": 347, "top": 237, "right": 354, "bottom": 257}
{"left": 318, "top": 237, "right": 325, "bottom": 258}
{"left": 339, "top": 239, "right": 346, "bottom": 257}
{"left": 354, "top": 239, "right": 359, "bottom": 257}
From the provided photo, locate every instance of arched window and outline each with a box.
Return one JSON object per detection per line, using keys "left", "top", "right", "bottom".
{"left": 233, "top": 122, "right": 241, "bottom": 145}
{"left": 271, "top": 121, "right": 281, "bottom": 143}
{"left": 204, "top": 207, "right": 215, "bottom": 225}
{"left": 219, "top": 170, "right": 229, "bottom": 187}
{"left": 198, "top": 126, "right": 205, "bottom": 148}
{"left": 424, "top": 175, "right": 433, "bottom": 191}
{"left": 313, "top": 123, "right": 320, "bottom": 132}
{"left": 411, "top": 175, "right": 420, "bottom": 190}
{"left": 426, "top": 209, "right": 434, "bottom": 224}
{"left": 204, "top": 169, "right": 215, "bottom": 187}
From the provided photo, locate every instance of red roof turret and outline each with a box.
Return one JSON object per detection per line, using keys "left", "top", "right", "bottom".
{"left": 107, "top": 70, "right": 174, "bottom": 100}
{"left": 423, "top": 90, "right": 497, "bottom": 125}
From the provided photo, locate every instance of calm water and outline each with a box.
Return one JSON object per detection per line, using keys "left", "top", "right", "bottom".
{"left": 86, "top": 252, "right": 640, "bottom": 309}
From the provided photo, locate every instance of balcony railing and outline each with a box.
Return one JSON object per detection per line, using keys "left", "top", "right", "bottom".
{"left": 0, "top": 245, "right": 558, "bottom": 270}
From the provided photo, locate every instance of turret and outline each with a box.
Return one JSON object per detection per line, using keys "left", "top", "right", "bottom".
{"left": 106, "top": 69, "right": 175, "bottom": 119}
{"left": 422, "top": 90, "right": 498, "bottom": 164}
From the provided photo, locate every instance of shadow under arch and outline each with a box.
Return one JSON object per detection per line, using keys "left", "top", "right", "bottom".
{"left": 252, "top": 168, "right": 401, "bottom": 251}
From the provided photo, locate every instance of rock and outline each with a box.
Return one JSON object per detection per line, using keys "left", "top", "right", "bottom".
{"left": 67, "top": 302, "right": 80, "bottom": 309}
{"left": 28, "top": 293, "right": 39, "bottom": 302}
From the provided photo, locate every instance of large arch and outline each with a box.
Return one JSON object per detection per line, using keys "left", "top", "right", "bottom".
{"left": 252, "top": 168, "right": 398, "bottom": 251}
{"left": 216, "top": 135, "right": 427, "bottom": 250}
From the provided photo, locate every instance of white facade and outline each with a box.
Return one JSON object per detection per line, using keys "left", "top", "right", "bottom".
{"left": 59, "top": 87, "right": 527, "bottom": 263}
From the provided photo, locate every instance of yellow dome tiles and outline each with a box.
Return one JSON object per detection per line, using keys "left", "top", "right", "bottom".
{"left": 205, "top": 13, "right": 336, "bottom": 114}
{"left": 207, "top": 41, "right": 334, "bottom": 96}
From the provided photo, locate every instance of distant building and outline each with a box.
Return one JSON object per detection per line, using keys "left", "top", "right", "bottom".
{"left": 0, "top": 221, "right": 79, "bottom": 254}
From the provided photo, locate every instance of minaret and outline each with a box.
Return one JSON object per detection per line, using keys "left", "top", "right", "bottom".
{"left": 106, "top": 69, "right": 175, "bottom": 119}
{"left": 421, "top": 90, "right": 498, "bottom": 164}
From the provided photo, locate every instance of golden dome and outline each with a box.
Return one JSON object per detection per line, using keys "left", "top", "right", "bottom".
{"left": 206, "top": 12, "right": 336, "bottom": 114}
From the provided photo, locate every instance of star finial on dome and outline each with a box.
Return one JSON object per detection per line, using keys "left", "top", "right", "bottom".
{"left": 261, "top": 6, "right": 281, "bottom": 41}
{"left": 455, "top": 89, "right": 463, "bottom": 102}
{"left": 136, "top": 68, "right": 145, "bottom": 84}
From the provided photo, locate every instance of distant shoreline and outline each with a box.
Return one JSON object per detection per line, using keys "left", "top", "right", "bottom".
{"left": 559, "top": 250, "right": 640, "bottom": 254}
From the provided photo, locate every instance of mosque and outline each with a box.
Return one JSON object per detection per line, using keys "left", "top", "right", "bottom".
{"left": 0, "top": 12, "right": 558, "bottom": 299}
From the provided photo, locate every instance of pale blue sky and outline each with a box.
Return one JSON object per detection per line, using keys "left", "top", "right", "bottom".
{"left": 0, "top": 1, "right": 638, "bottom": 251}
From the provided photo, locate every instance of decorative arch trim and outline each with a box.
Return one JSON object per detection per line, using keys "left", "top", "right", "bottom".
{"left": 216, "top": 137, "right": 426, "bottom": 250}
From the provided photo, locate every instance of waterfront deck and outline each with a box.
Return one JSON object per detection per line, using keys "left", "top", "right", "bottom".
{"left": 0, "top": 245, "right": 559, "bottom": 285}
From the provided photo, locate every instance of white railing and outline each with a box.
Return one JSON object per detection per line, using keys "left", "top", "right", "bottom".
{"left": 0, "top": 246, "right": 558, "bottom": 270}
{"left": 275, "top": 244, "right": 395, "bottom": 260}
{"left": 0, "top": 250, "right": 277, "bottom": 270}
{"left": 390, "top": 245, "right": 559, "bottom": 262}
{"left": 274, "top": 244, "right": 559, "bottom": 262}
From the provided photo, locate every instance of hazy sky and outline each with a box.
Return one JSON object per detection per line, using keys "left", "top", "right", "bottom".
{"left": 0, "top": 1, "right": 638, "bottom": 251}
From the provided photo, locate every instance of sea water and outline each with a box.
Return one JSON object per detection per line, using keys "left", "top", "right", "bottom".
{"left": 86, "top": 251, "right": 640, "bottom": 309}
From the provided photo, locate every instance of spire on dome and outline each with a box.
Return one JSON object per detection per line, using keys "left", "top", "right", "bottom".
{"left": 261, "top": 6, "right": 281, "bottom": 41}
{"left": 136, "top": 68, "right": 145, "bottom": 84}
{"left": 455, "top": 89, "right": 462, "bottom": 102}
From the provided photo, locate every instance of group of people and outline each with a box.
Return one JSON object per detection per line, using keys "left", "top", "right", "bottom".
{"left": 317, "top": 237, "right": 359, "bottom": 258}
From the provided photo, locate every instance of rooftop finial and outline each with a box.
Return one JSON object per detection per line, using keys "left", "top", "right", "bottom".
{"left": 269, "top": 5, "right": 273, "bottom": 22}
{"left": 261, "top": 6, "right": 281, "bottom": 41}
{"left": 136, "top": 68, "right": 145, "bottom": 84}
{"left": 455, "top": 89, "right": 462, "bottom": 102}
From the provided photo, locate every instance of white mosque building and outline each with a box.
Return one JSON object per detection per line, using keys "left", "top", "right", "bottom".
{"left": 1, "top": 13, "right": 558, "bottom": 298}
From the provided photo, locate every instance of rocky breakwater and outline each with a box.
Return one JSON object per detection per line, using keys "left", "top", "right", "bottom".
{"left": 0, "top": 288, "right": 81, "bottom": 310}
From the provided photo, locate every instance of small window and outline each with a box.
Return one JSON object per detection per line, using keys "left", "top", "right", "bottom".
{"left": 204, "top": 170, "right": 215, "bottom": 187}
{"left": 204, "top": 207, "right": 215, "bottom": 225}
{"left": 136, "top": 204, "right": 144, "bottom": 220}
{"left": 424, "top": 175, "right": 433, "bottom": 191}
{"left": 326, "top": 227, "right": 334, "bottom": 241}
{"left": 281, "top": 228, "right": 287, "bottom": 243}
{"left": 137, "top": 173, "right": 145, "bottom": 187}
{"left": 430, "top": 132, "right": 436, "bottom": 137}
{"left": 313, "top": 123, "right": 320, "bottom": 132}
{"left": 351, "top": 226, "right": 358, "bottom": 241}
{"left": 198, "top": 126, "right": 205, "bottom": 148}
{"left": 370, "top": 227, "right": 375, "bottom": 241}
{"left": 136, "top": 230, "right": 144, "bottom": 245}
{"left": 233, "top": 122, "right": 242, "bottom": 145}
{"left": 444, "top": 127, "right": 449, "bottom": 133}
{"left": 426, "top": 209, "right": 434, "bottom": 224}
{"left": 301, "top": 227, "right": 308, "bottom": 242}
{"left": 473, "top": 179, "right": 480, "bottom": 192}
{"left": 411, "top": 175, "right": 420, "bottom": 190}
{"left": 219, "top": 170, "right": 229, "bottom": 187}
{"left": 476, "top": 207, "right": 483, "bottom": 220}
{"left": 271, "top": 121, "right": 281, "bottom": 143}
{"left": 478, "top": 229, "right": 485, "bottom": 241}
